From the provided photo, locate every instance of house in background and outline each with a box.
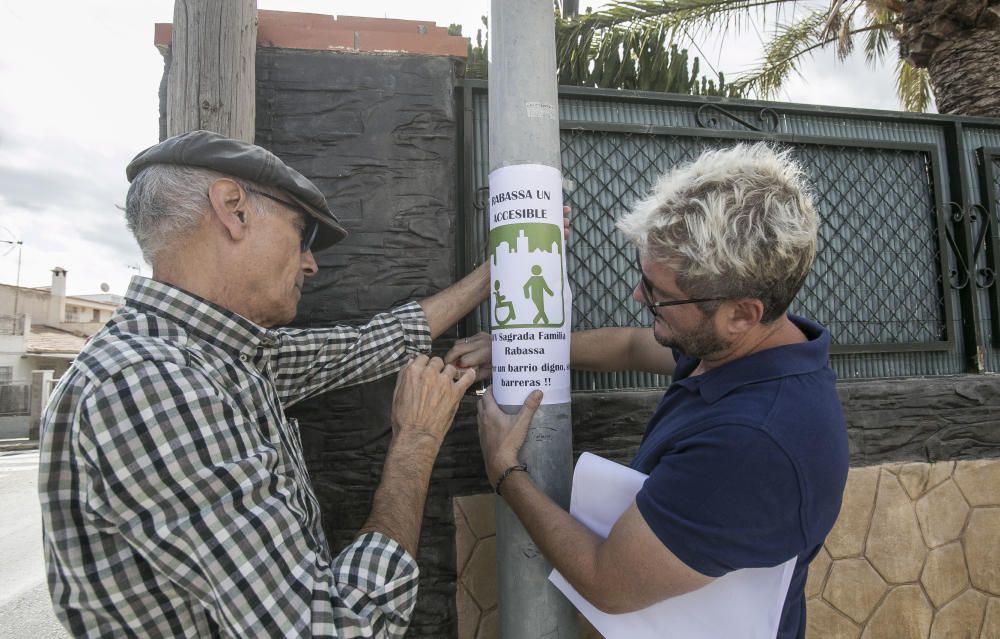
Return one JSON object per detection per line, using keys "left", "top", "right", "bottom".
{"left": 0, "top": 267, "right": 120, "bottom": 438}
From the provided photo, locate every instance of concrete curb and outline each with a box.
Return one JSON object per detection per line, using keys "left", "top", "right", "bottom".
{"left": 0, "top": 439, "right": 38, "bottom": 453}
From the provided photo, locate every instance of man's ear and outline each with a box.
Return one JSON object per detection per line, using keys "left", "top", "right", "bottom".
{"left": 207, "top": 178, "right": 250, "bottom": 242}
{"left": 723, "top": 298, "right": 764, "bottom": 337}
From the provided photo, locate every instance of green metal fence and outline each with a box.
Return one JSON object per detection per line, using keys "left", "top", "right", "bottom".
{"left": 457, "top": 81, "right": 1000, "bottom": 387}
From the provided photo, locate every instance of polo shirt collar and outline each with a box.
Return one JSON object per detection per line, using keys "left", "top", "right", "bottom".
{"left": 125, "top": 276, "right": 273, "bottom": 360}
{"left": 672, "top": 314, "right": 831, "bottom": 404}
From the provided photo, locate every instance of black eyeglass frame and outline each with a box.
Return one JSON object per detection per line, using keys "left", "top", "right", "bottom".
{"left": 244, "top": 187, "right": 320, "bottom": 253}
{"left": 635, "top": 254, "right": 730, "bottom": 311}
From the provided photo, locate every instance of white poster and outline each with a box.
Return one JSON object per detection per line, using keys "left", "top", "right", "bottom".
{"left": 488, "top": 164, "right": 571, "bottom": 405}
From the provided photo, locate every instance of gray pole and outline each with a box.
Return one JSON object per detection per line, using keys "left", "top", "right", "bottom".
{"left": 489, "top": 1, "right": 578, "bottom": 637}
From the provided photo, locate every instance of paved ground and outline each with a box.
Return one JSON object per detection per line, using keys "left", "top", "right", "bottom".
{"left": 0, "top": 450, "right": 68, "bottom": 638}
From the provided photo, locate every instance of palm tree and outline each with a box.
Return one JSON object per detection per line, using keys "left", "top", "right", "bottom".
{"left": 561, "top": 0, "right": 1000, "bottom": 116}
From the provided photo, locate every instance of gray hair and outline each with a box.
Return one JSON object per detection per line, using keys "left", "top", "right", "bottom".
{"left": 124, "top": 164, "right": 273, "bottom": 264}
{"left": 617, "top": 143, "right": 818, "bottom": 322}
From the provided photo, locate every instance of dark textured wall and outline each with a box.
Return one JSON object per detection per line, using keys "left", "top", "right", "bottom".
{"left": 256, "top": 49, "right": 462, "bottom": 323}
{"left": 556, "top": 376, "right": 1000, "bottom": 469}
{"left": 252, "top": 48, "right": 472, "bottom": 637}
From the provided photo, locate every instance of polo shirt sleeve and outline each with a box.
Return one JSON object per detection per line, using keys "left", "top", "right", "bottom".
{"left": 635, "top": 424, "right": 807, "bottom": 578}
{"left": 271, "top": 301, "right": 432, "bottom": 406}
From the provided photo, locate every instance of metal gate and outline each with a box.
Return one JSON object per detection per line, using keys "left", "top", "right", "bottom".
{"left": 458, "top": 81, "right": 1000, "bottom": 387}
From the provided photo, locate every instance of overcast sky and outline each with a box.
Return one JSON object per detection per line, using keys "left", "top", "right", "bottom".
{"left": 0, "top": 1, "right": 904, "bottom": 297}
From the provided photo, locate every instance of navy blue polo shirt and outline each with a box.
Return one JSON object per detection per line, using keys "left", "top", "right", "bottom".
{"left": 632, "top": 315, "right": 849, "bottom": 639}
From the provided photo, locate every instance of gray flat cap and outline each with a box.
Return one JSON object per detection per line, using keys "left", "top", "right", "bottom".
{"left": 126, "top": 130, "right": 348, "bottom": 250}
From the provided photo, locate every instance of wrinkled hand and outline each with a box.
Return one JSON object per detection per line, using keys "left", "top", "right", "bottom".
{"left": 476, "top": 387, "right": 543, "bottom": 485}
{"left": 392, "top": 355, "right": 477, "bottom": 443}
{"left": 444, "top": 332, "right": 492, "bottom": 382}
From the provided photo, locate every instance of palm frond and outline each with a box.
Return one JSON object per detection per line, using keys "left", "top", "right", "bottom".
{"left": 731, "top": 10, "right": 829, "bottom": 98}
{"left": 732, "top": 9, "right": 897, "bottom": 100}
{"left": 895, "top": 58, "right": 933, "bottom": 112}
{"left": 861, "top": 8, "right": 897, "bottom": 65}
{"left": 561, "top": 0, "right": 796, "bottom": 52}
{"left": 834, "top": 19, "right": 853, "bottom": 60}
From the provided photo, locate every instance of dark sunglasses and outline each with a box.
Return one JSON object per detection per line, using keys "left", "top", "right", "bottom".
{"left": 635, "top": 254, "right": 728, "bottom": 311}
{"left": 244, "top": 187, "right": 320, "bottom": 252}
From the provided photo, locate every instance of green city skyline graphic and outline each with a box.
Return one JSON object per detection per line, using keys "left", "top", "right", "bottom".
{"left": 488, "top": 222, "right": 565, "bottom": 329}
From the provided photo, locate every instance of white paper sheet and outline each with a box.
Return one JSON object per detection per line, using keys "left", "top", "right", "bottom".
{"left": 549, "top": 452, "right": 797, "bottom": 639}
{"left": 487, "top": 163, "right": 571, "bottom": 405}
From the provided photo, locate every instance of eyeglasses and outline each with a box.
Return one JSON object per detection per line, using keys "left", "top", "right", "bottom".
{"left": 635, "top": 255, "right": 728, "bottom": 311}
{"left": 244, "top": 187, "right": 320, "bottom": 253}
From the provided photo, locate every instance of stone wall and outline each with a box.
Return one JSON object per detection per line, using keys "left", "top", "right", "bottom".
{"left": 806, "top": 460, "right": 1000, "bottom": 638}
{"left": 454, "top": 461, "right": 1000, "bottom": 639}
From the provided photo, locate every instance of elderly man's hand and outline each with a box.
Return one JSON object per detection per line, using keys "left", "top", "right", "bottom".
{"left": 477, "top": 387, "right": 543, "bottom": 486}
{"left": 444, "top": 332, "right": 492, "bottom": 382}
{"left": 391, "top": 355, "right": 476, "bottom": 443}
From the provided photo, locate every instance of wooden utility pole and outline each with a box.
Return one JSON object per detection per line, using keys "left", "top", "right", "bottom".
{"left": 166, "top": 0, "right": 257, "bottom": 142}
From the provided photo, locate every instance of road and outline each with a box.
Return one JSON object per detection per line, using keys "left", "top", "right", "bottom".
{"left": 0, "top": 450, "right": 68, "bottom": 638}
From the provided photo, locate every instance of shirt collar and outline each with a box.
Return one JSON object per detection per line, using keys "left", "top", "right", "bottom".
{"left": 672, "top": 314, "right": 831, "bottom": 404}
{"left": 124, "top": 276, "right": 274, "bottom": 359}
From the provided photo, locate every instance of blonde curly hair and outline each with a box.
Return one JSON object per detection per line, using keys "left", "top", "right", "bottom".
{"left": 617, "top": 143, "right": 818, "bottom": 322}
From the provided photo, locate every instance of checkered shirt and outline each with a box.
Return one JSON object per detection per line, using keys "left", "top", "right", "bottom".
{"left": 39, "top": 276, "right": 432, "bottom": 638}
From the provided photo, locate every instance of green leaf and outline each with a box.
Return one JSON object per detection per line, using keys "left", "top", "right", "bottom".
{"left": 895, "top": 58, "right": 932, "bottom": 112}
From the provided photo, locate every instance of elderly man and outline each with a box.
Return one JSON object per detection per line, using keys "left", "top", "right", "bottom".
{"left": 450, "top": 143, "right": 849, "bottom": 638}
{"left": 40, "top": 130, "right": 487, "bottom": 638}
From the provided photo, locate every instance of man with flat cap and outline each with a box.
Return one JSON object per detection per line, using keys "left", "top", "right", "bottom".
{"left": 39, "top": 130, "right": 489, "bottom": 638}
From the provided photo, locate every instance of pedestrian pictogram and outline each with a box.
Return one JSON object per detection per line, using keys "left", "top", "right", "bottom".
{"left": 488, "top": 223, "right": 564, "bottom": 329}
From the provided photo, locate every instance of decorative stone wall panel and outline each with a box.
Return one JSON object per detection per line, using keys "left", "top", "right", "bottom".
{"left": 981, "top": 599, "right": 1000, "bottom": 638}
{"left": 810, "top": 462, "right": 1000, "bottom": 638}
{"left": 921, "top": 541, "right": 970, "bottom": 608}
{"left": 929, "top": 590, "right": 988, "bottom": 639}
{"left": 807, "top": 599, "right": 862, "bottom": 639}
{"left": 456, "top": 460, "right": 1000, "bottom": 638}
{"left": 865, "top": 472, "right": 927, "bottom": 583}
{"left": 954, "top": 459, "right": 1000, "bottom": 506}
{"left": 446, "top": 385, "right": 1000, "bottom": 637}
{"left": 964, "top": 509, "right": 1000, "bottom": 595}
{"left": 823, "top": 559, "right": 887, "bottom": 624}
{"left": 860, "top": 585, "right": 933, "bottom": 639}
{"left": 915, "top": 479, "right": 970, "bottom": 547}
{"left": 806, "top": 547, "right": 833, "bottom": 599}
{"left": 825, "top": 466, "right": 878, "bottom": 558}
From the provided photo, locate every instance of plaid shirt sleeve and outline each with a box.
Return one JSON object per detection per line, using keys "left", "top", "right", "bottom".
{"left": 77, "top": 360, "right": 419, "bottom": 638}
{"left": 272, "top": 302, "right": 432, "bottom": 407}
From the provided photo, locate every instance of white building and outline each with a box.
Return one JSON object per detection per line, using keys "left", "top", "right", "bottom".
{"left": 1, "top": 268, "right": 121, "bottom": 437}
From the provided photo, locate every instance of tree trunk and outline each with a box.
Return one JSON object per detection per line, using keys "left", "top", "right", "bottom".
{"left": 894, "top": 0, "right": 1000, "bottom": 117}
{"left": 167, "top": 0, "right": 257, "bottom": 141}
{"left": 926, "top": 25, "right": 1000, "bottom": 117}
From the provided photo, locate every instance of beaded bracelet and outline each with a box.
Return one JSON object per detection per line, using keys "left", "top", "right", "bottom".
{"left": 494, "top": 464, "right": 528, "bottom": 496}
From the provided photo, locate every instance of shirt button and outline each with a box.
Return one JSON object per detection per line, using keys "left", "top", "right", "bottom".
{"left": 240, "top": 354, "right": 249, "bottom": 362}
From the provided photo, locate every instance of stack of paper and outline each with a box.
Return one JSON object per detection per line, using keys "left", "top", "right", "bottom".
{"left": 548, "top": 452, "right": 796, "bottom": 639}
